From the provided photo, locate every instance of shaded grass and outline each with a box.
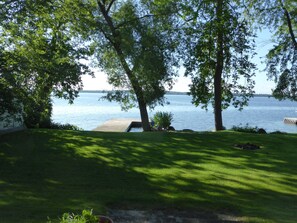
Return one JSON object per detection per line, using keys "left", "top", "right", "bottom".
{"left": 0, "top": 129, "right": 296, "bottom": 222}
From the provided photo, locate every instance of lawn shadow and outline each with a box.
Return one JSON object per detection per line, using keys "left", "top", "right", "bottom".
{"left": 0, "top": 130, "right": 296, "bottom": 222}
{"left": 0, "top": 130, "right": 158, "bottom": 222}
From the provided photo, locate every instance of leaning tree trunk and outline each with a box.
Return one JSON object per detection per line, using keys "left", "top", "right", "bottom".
{"left": 137, "top": 98, "right": 151, "bottom": 131}
{"left": 214, "top": 0, "right": 224, "bottom": 131}
{"left": 98, "top": 2, "right": 151, "bottom": 131}
{"left": 116, "top": 57, "right": 151, "bottom": 131}
{"left": 120, "top": 60, "right": 152, "bottom": 131}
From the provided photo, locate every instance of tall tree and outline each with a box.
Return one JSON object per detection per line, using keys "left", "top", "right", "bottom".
{"left": 72, "top": 0, "right": 178, "bottom": 131}
{"left": 247, "top": 0, "right": 297, "bottom": 100}
{"left": 0, "top": 0, "right": 93, "bottom": 127}
{"left": 181, "top": 0, "right": 256, "bottom": 130}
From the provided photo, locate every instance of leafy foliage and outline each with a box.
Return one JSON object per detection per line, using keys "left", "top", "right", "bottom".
{"left": 231, "top": 124, "right": 260, "bottom": 133}
{"left": 0, "top": 0, "right": 93, "bottom": 127}
{"left": 180, "top": 0, "right": 256, "bottom": 130}
{"left": 0, "top": 49, "right": 23, "bottom": 116}
{"left": 72, "top": 0, "right": 178, "bottom": 130}
{"left": 48, "top": 209, "right": 99, "bottom": 223}
{"left": 247, "top": 0, "right": 297, "bottom": 100}
{"left": 152, "top": 111, "right": 173, "bottom": 130}
{"left": 49, "top": 122, "right": 83, "bottom": 131}
{"left": 272, "top": 69, "right": 297, "bottom": 100}
{"left": 184, "top": 1, "right": 256, "bottom": 108}
{"left": 231, "top": 124, "right": 268, "bottom": 134}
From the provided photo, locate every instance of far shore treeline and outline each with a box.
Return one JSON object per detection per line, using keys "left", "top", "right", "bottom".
{"left": 1, "top": 0, "right": 296, "bottom": 131}
{"left": 79, "top": 90, "right": 272, "bottom": 98}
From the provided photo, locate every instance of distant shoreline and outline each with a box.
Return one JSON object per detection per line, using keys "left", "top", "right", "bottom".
{"left": 80, "top": 90, "right": 272, "bottom": 97}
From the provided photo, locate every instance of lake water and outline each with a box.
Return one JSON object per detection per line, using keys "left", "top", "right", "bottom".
{"left": 52, "top": 93, "right": 297, "bottom": 133}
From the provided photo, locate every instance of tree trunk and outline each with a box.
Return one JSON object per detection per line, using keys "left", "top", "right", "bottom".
{"left": 214, "top": 0, "right": 224, "bottom": 131}
{"left": 98, "top": 2, "right": 151, "bottom": 131}
{"left": 138, "top": 99, "right": 151, "bottom": 131}
{"left": 116, "top": 57, "right": 151, "bottom": 131}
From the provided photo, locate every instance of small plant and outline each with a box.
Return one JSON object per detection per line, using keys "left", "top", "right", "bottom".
{"left": 47, "top": 209, "right": 98, "bottom": 223}
{"left": 47, "top": 209, "right": 113, "bottom": 223}
{"left": 152, "top": 111, "right": 173, "bottom": 130}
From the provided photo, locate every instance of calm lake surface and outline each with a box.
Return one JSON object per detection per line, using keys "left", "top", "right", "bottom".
{"left": 52, "top": 92, "right": 297, "bottom": 133}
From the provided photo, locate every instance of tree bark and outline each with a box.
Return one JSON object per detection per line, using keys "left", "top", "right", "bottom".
{"left": 214, "top": 0, "right": 224, "bottom": 131}
{"left": 137, "top": 99, "right": 151, "bottom": 131}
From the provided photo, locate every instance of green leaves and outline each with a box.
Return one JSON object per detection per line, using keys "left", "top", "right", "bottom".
{"left": 152, "top": 111, "right": 173, "bottom": 130}
{"left": 50, "top": 209, "right": 99, "bottom": 223}
{"left": 183, "top": 0, "right": 256, "bottom": 110}
{"left": 247, "top": 0, "right": 297, "bottom": 100}
{"left": 272, "top": 69, "right": 297, "bottom": 100}
{"left": 0, "top": 0, "right": 93, "bottom": 126}
{"left": 179, "top": 0, "right": 257, "bottom": 130}
{"left": 87, "top": 0, "right": 178, "bottom": 110}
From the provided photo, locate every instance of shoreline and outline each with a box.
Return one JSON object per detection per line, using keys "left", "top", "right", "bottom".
{"left": 79, "top": 90, "right": 272, "bottom": 97}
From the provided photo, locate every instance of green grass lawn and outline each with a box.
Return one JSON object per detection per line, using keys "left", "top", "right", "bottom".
{"left": 0, "top": 129, "right": 296, "bottom": 222}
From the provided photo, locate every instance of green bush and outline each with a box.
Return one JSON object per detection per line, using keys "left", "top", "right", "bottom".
{"left": 48, "top": 209, "right": 98, "bottom": 223}
{"left": 49, "top": 122, "right": 83, "bottom": 131}
{"left": 231, "top": 124, "right": 260, "bottom": 133}
{"left": 152, "top": 111, "right": 173, "bottom": 130}
{"left": 270, "top": 131, "right": 286, "bottom": 134}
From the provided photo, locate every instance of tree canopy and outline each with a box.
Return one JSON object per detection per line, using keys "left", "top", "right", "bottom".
{"left": 0, "top": 0, "right": 93, "bottom": 127}
{"left": 247, "top": 0, "right": 297, "bottom": 100}
{"left": 69, "top": 0, "right": 178, "bottom": 131}
{"left": 180, "top": 0, "right": 256, "bottom": 130}
{"left": 1, "top": 0, "right": 295, "bottom": 131}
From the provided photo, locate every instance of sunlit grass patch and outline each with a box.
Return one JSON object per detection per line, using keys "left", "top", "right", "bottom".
{"left": 0, "top": 129, "right": 296, "bottom": 222}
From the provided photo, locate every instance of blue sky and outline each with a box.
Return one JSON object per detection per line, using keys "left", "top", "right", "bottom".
{"left": 252, "top": 29, "right": 276, "bottom": 94}
{"left": 82, "top": 29, "right": 276, "bottom": 94}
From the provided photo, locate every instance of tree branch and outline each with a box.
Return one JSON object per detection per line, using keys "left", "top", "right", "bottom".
{"left": 96, "top": 0, "right": 117, "bottom": 37}
{"left": 278, "top": 0, "right": 297, "bottom": 49}
{"left": 106, "top": 0, "right": 116, "bottom": 14}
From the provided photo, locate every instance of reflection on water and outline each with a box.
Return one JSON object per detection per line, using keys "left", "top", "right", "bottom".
{"left": 52, "top": 93, "right": 297, "bottom": 133}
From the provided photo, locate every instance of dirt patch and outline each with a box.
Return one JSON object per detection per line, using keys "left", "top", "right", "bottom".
{"left": 107, "top": 209, "right": 244, "bottom": 223}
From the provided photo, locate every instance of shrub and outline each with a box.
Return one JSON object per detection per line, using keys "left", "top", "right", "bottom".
{"left": 231, "top": 124, "right": 260, "bottom": 133}
{"left": 48, "top": 209, "right": 98, "bottom": 223}
{"left": 49, "top": 122, "right": 83, "bottom": 131}
{"left": 152, "top": 111, "right": 173, "bottom": 130}
{"left": 270, "top": 131, "right": 286, "bottom": 134}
